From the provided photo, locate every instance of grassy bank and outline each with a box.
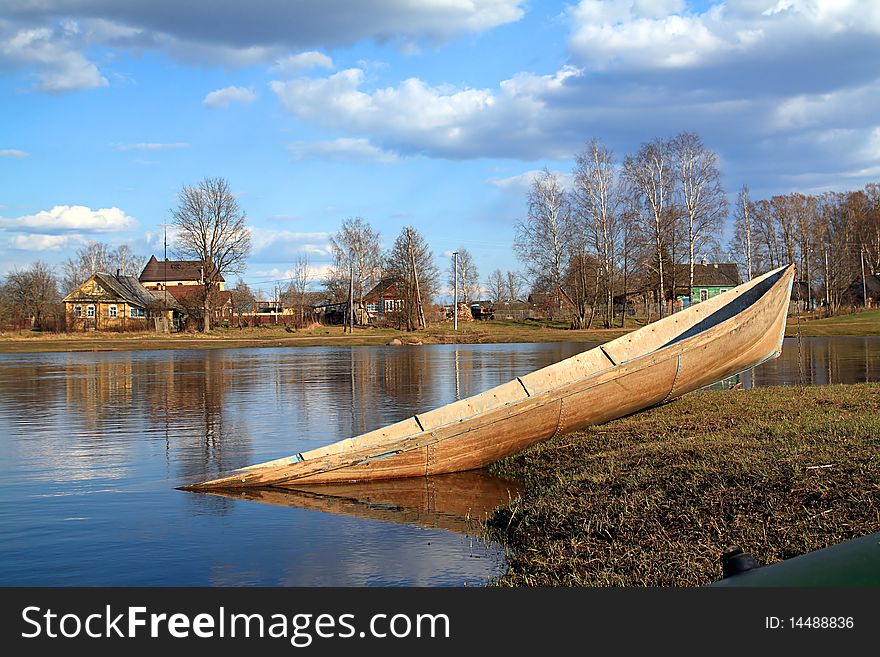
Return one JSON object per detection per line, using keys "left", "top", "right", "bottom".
{"left": 786, "top": 308, "right": 880, "bottom": 337}
{"left": 0, "top": 319, "right": 634, "bottom": 354}
{"left": 486, "top": 384, "right": 880, "bottom": 586}
{"left": 1, "top": 308, "right": 876, "bottom": 354}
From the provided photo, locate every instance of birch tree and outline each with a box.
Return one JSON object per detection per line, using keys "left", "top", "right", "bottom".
{"left": 571, "top": 138, "right": 620, "bottom": 327}
{"left": 171, "top": 176, "right": 251, "bottom": 331}
{"left": 623, "top": 139, "right": 674, "bottom": 316}
{"left": 671, "top": 132, "right": 728, "bottom": 299}
{"left": 448, "top": 247, "right": 480, "bottom": 303}
{"left": 513, "top": 169, "right": 575, "bottom": 319}
{"left": 327, "top": 217, "right": 382, "bottom": 309}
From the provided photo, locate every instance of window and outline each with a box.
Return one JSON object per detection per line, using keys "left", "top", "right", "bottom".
{"left": 719, "top": 289, "right": 728, "bottom": 294}
{"left": 130, "top": 307, "right": 146, "bottom": 318}
{"left": 86, "top": 305, "right": 95, "bottom": 318}
{"left": 366, "top": 303, "right": 378, "bottom": 314}
{"left": 108, "top": 305, "right": 118, "bottom": 318}
{"left": 699, "top": 289, "right": 708, "bottom": 302}
{"left": 74, "top": 305, "right": 82, "bottom": 318}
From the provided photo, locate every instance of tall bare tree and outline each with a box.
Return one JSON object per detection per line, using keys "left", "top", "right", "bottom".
{"left": 514, "top": 169, "right": 575, "bottom": 318}
{"left": 171, "top": 176, "right": 251, "bottom": 331}
{"left": 506, "top": 270, "right": 523, "bottom": 302}
{"left": 671, "top": 132, "right": 728, "bottom": 300}
{"left": 288, "top": 252, "right": 312, "bottom": 327}
{"left": 485, "top": 268, "right": 506, "bottom": 303}
{"left": 623, "top": 138, "right": 675, "bottom": 316}
{"left": 384, "top": 226, "right": 439, "bottom": 331}
{"left": 571, "top": 138, "right": 620, "bottom": 327}
{"left": 327, "top": 217, "right": 382, "bottom": 312}
{"left": 731, "top": 185, "right": 755, "bottom": 281}
{"left": 448, "top": 247, "right": 480, "bottom": 303}
{"left": 229, "top": 279, "right": 256, "bottom": 328}
{"left": 3, "top": 261, "right": 60, "bottom": 330}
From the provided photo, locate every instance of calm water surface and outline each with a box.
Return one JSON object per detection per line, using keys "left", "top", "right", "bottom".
{"left": 1, "top": 337, "right": 877, "bottom": 586}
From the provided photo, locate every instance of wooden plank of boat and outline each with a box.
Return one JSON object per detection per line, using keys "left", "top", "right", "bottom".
{"left": 189, "top": 470, "right": 522, "bottom": 535}
{"left": 181, "top": 263, "right": 795, "bottom": 490}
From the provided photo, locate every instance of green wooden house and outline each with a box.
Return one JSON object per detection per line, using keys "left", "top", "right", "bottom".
{"left": 674, "top": 263, "right": 741, "bottom": 304}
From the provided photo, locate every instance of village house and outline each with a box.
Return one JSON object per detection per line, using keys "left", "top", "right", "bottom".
{"left": 673, "top": 262, "right": 741, "bottom": 305}
{"left": 138, "top": 256, "right": 226, "bottom": 291}
{"left": 363, "top": 277, "right": 405, "bottom": 322}
{"left": 63, "top": 271, "right": 180, "bottom": 331}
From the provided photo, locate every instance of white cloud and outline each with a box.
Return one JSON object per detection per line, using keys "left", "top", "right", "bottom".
{"left": 115, "top": 142, "right": 190, "bottom": 151}
{"left": 1, "top": 1, "right": 526, "bottom": 80}
{"left": 0, "top": 149, "right": 29, "bottom": 157}
{"left": 8, "top": 233, "right": 86, "bottom": 251}
{"left": 203, "top": 85, "right": 257, "bottom": 108}
{"left": 248, "top": 227, "right": 332, "bottom": 255}
{"left": 287, "top": 138, "right": 400, "bottom": 164}
{"left": 271, "top": 51, "right": 334, "bottom": 76}
{"left": 0, "top": 21, "right": 108, "bottom": 92}
{"left": 488, "top": 170, "right": 573, "bottom": 192}
{"left": 270, "top": 66, "right": 583, "bottom": 159}
{"left": 567, "top": 0, "right": 880, "bottom": 72}
{"left": 1, "top": 205, "right": 138, "bottom": 233}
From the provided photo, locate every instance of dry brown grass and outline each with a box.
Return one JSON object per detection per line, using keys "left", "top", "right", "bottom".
{"left": 486, "top": 384, "right": 880, "bottom": 586}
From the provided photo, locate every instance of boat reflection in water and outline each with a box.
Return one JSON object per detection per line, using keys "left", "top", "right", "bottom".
{"left": 195, "top": 469, "right": 522, "bottom": 535}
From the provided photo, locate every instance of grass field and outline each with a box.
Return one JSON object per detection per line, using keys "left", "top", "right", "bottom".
{"left": 0, "top": 307, "right": 875, "bottom": 354}
{"left": 786, "top": 309, "right": 880, "bottom": 337}
{"left": 486, "top": 383, "right": 880, "bottom": 586}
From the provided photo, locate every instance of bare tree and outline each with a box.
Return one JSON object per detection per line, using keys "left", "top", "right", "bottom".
{"left": 485, "top": 268, "right": 506, "bottom": 303}
{"left": 506, "top": 270, "right": 523, "bottom": 302}
{"left": 514, "top": 169, "right": 575, "bottom": 318}
{"left": 229, "top": 279, "right": 256, "bottom": 328}
{"left": 61, "top": 241, "right": 146, "bottom": 295}
{"left": 731, "top": 185, "right": 755, "bottom": 281}
{"left": 3, "top": 261, "right": 60, "bottom": 330}
{"left": 448, "top": 247, "right": 480, "bottom": 303}
{"left": 671, "top": 132, "right": 728, "bottom": 300}
{"left": 171, "top": 176, "right": 251, "bottom": 331}
{"left": 327, "top": 217, "right": 382, "bottom": 313}
{"left": 384, "top": 226, "right": 439, "bottom": 331}
{"left": 623, "top": 138, "right": 675, "bottom": 317}
{"left": 571, "top": 138, "right": 621, "bottom": 327}
{"left": 288, "top": 252, "right": 312, "bottom": 327}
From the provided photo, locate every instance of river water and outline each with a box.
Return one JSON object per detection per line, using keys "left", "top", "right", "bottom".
{"left": 1, "top": 337, "right": 877, "bottom": 586}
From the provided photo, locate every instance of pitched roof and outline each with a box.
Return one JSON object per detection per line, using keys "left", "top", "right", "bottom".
{"left": 673, "top": 263, "right": 740, "bottom": 287}
{"left": 139, "top": 255, "right": 224, "bottom": 283}
{"left": 64, "top": 272, "right": 171, "bottom": 308}
{"left": 165, "top": 284, "right": 232, "bottom": 306}
{"left": 365, "top": 277, "right": 404, "bottom": 300}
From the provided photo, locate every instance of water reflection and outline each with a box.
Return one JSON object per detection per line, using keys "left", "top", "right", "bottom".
{"left": 721, "top": 337, "right": 880, "bottom": 388}
{"left": 1, "top": 337, "right": 878, "bottom": 586}
{"left": 200, "top": 470, "right": 522, "bottom": 535}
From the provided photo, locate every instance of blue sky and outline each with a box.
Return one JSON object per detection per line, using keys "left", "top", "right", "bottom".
{"left": 2, "top": 0, "right": 879, "bottom": 297}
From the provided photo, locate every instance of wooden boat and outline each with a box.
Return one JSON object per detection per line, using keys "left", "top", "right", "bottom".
{"left": 192, "top": 470, "right": 522, "bottom": 535}
{"left": 183, "top": 264, "right": 794, "bottom": 490}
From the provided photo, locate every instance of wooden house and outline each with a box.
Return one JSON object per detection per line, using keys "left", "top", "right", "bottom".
{"left": 363, "top": 277, "right": 405, "bottom": 321}
{"left": 139, "top": 256, "right": 226, "bottom": 291}
{"left": 672, "top": 262, "right": 741, "bottom": 304}
{"left": 63, "top": 272, "right": 180, "bottom": 331}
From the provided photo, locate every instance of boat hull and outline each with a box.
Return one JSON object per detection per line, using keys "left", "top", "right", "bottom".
{"left": 183, "top": 265, "right": 794, "bottom": 489}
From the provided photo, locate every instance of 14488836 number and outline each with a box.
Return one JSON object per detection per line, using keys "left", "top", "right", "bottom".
{"left": 790, "top": 617, "right": 854, "bottom": 629}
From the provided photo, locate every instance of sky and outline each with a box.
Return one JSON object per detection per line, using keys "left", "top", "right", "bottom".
{"left": 1, "top": 0, "right": 879, "bottom": 298}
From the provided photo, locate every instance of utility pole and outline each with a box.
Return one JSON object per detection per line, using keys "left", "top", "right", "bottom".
{"left": 162, "top": 216, "right": 168, "bottom": 332}
{"left": 348, "top": 264, "right": 355, "bottom": 333}
{"left": 824, "top": 245, "right": 831, "bottom": 313}
{"left": 452, "top": 251, "right": 459, "bottom": 331}
{"left": 408, "top": 235, "right": 426, "bottom": 330}
{"left": 861, "top": 246, "right": 868, "bottom": 308}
